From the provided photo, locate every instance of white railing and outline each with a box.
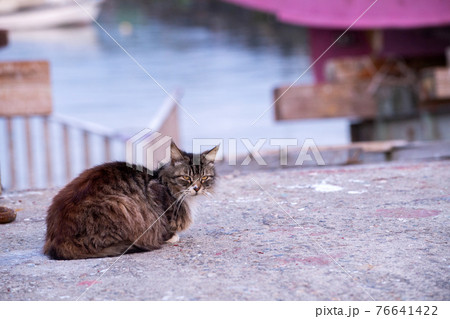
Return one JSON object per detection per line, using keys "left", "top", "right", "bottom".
{"left": 0, "top": 92, "right": 181, "bottom": 191}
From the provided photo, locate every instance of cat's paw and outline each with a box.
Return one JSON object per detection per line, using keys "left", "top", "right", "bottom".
{"left": 166, "top": 233, "right": 180, "bottom": 243}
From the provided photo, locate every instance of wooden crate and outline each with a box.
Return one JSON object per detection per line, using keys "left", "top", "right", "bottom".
{"left": 419, "top": 67, "right": 450, "bottom": 101}
{"left": 325, "top": 56, "right": 414, "bottom": 83}
{"left": 324, "top": 56, "right": 377, "bottom": 83}
{"left": 0, "top": 61, "right": 52, "bottom": 116}
{"left": 274, "top": 82, "right": 377, "bottom": 120}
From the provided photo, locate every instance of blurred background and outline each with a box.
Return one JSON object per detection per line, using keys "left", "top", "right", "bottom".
{"left": 1, "top": 0, "right": 450, "bottom": 190}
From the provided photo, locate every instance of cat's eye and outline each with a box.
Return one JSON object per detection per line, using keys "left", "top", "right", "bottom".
{"left": 182, "top": 176, "right": 191, "bottom": 181}
{"left": 201, "top": 176, "right": 209, "bottom": 181}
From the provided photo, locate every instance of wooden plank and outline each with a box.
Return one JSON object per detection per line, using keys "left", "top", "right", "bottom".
{"left": 43, "top": 116, "right": 53, "bottom": 187}
{"left": 0, "top": 60, "right": 52, "bottom": 116}
{"left": 317, "top": 140, "right": 408, "bottom": 153}
{"left": 6, "top": 117, "right": 16, "bottom": 189}
{"left": 274, "top": 82, "right": 377, "bottom": 120}
{"left": 24, "top": 117, "right": 35, "bottom": 188}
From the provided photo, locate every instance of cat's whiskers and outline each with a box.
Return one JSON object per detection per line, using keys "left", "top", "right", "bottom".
{"left": 174, "top": 190, "right": 189, "bottom": 215}
{"left": 172, "top": 189, "right": 188, "bottom": 198}
{"left": 173, "top": 189, "right": 190, "bottom": 204}
{"left": 202, "top": 191, "right": 213, "bottom": 198}
{"left": 203, "top": 188, "right": 217, "bottom": 199}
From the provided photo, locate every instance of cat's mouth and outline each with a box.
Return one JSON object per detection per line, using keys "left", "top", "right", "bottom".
{"left": 188, "top": 188, "right": 204, "bottom": 196}
{"left": 189, "top": 190, "right": 200, "bottom": 196}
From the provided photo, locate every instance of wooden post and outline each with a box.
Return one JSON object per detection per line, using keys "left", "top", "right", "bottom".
{"left": 6, "top": 117, "right": 16, "bottom": 190}
{"left": 43, "top": 116, "right": 53, "bottom": 187}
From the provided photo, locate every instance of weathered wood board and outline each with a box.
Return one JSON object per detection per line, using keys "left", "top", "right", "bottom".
{"left": 274, "top": 82, "right": 377, "bottom": 120}
{"left": 324, "top": 56, "right": 378, "bottom": 83}
{"left": 0, "top": 60, "right": 52, "bottom": 116}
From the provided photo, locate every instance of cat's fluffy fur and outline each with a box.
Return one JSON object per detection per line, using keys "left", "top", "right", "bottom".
{"left": 44, "top": 142, "right": 218, "bottom": 260}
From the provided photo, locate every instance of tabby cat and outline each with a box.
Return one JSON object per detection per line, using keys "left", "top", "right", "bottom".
{"left": 44, "top": 142, "right": 219, "bottom": 260}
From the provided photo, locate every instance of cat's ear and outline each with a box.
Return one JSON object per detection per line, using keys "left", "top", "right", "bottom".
{"left": 170, "top": 141, "right": 184, "bottom": 163}
{"left": 203, "top": 145, "right": 220, "bottom": 162}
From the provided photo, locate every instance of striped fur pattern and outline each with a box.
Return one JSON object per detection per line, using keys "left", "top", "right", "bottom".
{"left": 44, "top": 142, "right": 219, "bottom": 260}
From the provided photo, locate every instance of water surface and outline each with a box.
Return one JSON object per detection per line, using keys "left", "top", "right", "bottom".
{"left": 0, "top": 0, "right": 349, "bottom": 188}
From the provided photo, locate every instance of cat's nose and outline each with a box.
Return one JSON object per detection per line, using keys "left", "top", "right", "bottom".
{"left": 192, "top": 185, "right": 200, "bottom": 192}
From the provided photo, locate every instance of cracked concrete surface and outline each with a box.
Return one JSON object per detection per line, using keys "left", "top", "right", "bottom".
{"left": 0, "top": 160, "right": 449, "bottom": 300}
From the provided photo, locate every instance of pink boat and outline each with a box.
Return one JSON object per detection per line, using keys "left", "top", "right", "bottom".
{"left": 223, "top": 0, "right": 450, "bottom": 81}
{"left": 223, "top": 0, "right": 450, "bottom": 29}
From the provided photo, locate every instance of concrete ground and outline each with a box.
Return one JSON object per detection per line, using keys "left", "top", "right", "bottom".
{"left": 0, "top": 160, "right": 449, "bottom": 300}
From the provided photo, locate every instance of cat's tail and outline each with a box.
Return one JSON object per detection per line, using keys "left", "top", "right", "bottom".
{"left": 43, "top": 240, "right": 89, "bottom": 260}
{"left": 44, "top": 240, "right": 153, "bottom": 260}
